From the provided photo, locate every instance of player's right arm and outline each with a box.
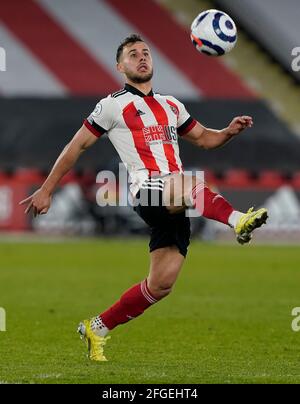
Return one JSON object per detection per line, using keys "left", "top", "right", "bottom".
{"left": 20, "top": 95, "right": 116, "bottom": 216}
{"left": 19, "top": 124, "right": 97, "bottom": 216}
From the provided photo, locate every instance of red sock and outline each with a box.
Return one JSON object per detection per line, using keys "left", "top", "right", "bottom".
{"left": 191, "top": 184, "right": 234, "bottom": 225}
{"left": 100, "top": 280, "right": 159, "bottom": 330}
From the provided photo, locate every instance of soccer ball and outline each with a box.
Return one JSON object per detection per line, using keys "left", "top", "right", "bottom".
{"left": 191, "top": 9, "right": 237, "bottom": 56}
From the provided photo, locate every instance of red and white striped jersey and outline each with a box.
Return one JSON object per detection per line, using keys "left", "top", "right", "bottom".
{"left": 84, "top": 84, "right": 197, "bottom": 195}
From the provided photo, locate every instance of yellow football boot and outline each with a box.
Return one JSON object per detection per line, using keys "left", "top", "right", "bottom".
{"left": 77, "top": 319, "right": 110, "bottom": 362}
{"left": 235, "top": 207, "right": 268, "bottom": 244}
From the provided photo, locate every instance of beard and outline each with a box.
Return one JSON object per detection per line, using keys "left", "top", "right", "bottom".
{"left": 125, "top": 69, "right": 154, "bottom": 84}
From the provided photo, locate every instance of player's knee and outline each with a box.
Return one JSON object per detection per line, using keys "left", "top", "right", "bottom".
{"left": 148, "top": 280, "right": 173, "bottom": 299}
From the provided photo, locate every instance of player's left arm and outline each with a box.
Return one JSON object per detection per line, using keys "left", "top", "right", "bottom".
{"left": 182, "top": 116, "right": 253, "bottom": 149}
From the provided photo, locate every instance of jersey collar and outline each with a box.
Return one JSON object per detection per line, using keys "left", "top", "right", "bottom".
{"left": 124, "top": 83, "right": 154, "bottom": 97}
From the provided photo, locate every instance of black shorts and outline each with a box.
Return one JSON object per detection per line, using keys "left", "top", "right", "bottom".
{"left": 134, "top": 183, "right": 191, "bottom": 257}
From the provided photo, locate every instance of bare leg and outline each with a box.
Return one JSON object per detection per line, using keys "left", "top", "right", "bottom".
{"left": 147, "top": 246, "right": 186, "bottom": 299}
{"left": 163, "top": 173, "right": 199, "bottom": 214}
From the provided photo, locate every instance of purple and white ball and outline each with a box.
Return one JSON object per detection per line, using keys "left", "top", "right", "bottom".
{"left": 191, "top": 9, "right": 237, "bottom": 56}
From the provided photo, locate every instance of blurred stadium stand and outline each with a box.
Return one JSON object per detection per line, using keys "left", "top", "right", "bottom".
{"left": 0, "top": 0, "right": 299, "bottom": 239}
{"left": 213, "top": 0, "right": 300, "bottom": 136}
{"left": 215, "top": 0, "right": 300, "bottom": 83}
{"left": 0, "top": 0, "right": 251, "bottom": 98}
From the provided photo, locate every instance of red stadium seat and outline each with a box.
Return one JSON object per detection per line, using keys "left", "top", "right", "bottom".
{"left": 60, "top": 170, "right": 79, "bottom": 185}
{"left": 224, "top": 169, "right": 253, "bottom": 188}
{"left": 0, "top": 172, "right": 11, "bottom": 184}
{"left": 203, "top": 169, "right": 218, "bottom": 186}
{"left": 291, "top": 172, "right": 300, "bottom": 190}
{"left": 257, "top": 171, "right": 285, "bottom": 188}
{"left": 14, "top": 168, "right": 44, "bottom": 185}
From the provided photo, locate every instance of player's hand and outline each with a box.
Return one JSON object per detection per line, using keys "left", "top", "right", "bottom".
{"left": 227, "top": 116, "right": 253, "bottom": 136}
{"left": 19, "top": 188, "right": 52, "bottom": 217}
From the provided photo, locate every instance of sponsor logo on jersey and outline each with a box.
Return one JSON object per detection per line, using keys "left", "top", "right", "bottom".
{"left": 143, "top": 125, "right": 177, "bottom": 144}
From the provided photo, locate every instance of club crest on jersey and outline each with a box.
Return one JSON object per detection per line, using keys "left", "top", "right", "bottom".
{"left": 143, "top": 125, "right": 177, "bottom": 145}
{"left": 169, "top": 105, "right": 179, "bottom": 116}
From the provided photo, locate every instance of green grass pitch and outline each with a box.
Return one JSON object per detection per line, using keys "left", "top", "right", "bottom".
{"left": 0, "top": 239, "right": 299, "bottom": 384}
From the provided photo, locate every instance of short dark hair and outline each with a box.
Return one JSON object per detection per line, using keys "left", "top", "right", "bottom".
{"left": 116, "top": 34, "right": 144, "bottom": 62}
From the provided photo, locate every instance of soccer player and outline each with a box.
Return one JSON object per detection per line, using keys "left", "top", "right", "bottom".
{"left": 20, "top": 34, "right": 268, "bottom": 361}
